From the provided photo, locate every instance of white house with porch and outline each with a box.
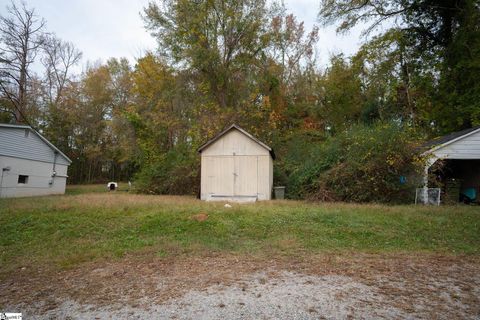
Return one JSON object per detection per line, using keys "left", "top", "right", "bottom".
{"left": 421, "top": 126, "right": 480, "bottom": 204}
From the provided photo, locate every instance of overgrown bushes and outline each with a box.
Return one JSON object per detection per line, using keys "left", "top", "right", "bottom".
{"left": 133, "top": 122, "right": 422, "bottom": 203}
{"left": 276, "top": 123, "right": 422, "bottom": 203}
{"left": 133, "top": 144, "right": 199, "bottom": 195}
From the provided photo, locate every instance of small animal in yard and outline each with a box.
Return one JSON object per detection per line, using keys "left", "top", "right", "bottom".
{"left": 224, "top": 203, "right": 232, "bottom": 208}
{"left": 191, "top": 213, "right": 208, "bottom": 222}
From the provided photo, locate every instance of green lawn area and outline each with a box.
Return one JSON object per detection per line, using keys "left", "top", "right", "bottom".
{"left": 0, "top": 185, "right": 479, "bottom": 276}
{"left": 65, "top": 183, "right": 130, "bottom": 195}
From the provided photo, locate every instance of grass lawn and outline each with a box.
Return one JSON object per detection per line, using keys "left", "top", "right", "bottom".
{"left": 1, "top": 185, "right": 479, "bottom": 277}
{"left": 65, "top": 183, "right": 130, "bottom": 195}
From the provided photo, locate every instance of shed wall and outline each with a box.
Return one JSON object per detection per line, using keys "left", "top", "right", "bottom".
{"left": 200, "top": 129, "right": 273, "bottom": 201}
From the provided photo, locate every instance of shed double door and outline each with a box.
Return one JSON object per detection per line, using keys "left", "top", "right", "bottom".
{"left": 207, "top": 155, "right": 258, "bottom": 197}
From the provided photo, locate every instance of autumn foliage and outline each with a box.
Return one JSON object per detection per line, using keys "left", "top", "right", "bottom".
{"left": 1, "top": 0, "right": 478, "bottom": 203}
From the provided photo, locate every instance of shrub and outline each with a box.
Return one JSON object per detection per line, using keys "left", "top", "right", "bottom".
{"left": 133, "top": 144, "right": 199, "bottom": 195}
{"left": 278, "top": 123, "right": 422, "bottom": 203}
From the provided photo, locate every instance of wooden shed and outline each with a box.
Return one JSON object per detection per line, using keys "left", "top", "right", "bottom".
{"left": 198, "top": 124, "right": 275, "bottom": 202}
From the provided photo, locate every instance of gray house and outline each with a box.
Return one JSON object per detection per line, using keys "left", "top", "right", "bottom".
{"left": 0, "top": 123, "right": 71, "bottom": 198}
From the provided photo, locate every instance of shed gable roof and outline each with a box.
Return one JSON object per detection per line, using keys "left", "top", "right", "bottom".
{"left": 198, "top": 124, "right": 275, "bottom": 159}
{"left": 0, "top": 123, "right": 72, "bottom": 164}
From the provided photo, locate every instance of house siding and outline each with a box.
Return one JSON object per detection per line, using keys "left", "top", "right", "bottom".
{"left": 0, "top": 155, "right": 68, "bottom": 198}
{"left": 0, "top": 125, "right": 70, "bottom": 198}
{"left": 432, "top": 130, "right": 480, "bottom": 159}
{"left": 0, "top": 126, "right": 70, "bottom": 165}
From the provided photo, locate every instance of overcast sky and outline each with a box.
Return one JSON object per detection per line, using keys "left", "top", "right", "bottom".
{"left": 1, "top": 0, "right": 367, "bottom": 70}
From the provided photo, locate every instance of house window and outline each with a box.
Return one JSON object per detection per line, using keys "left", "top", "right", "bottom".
{"left": 18, "top": 175, "right": 29, "bottom": 184}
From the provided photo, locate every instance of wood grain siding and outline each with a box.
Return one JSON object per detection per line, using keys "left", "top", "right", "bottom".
{"left": 0, "top": 127, "right": 70, "bottom": 165}
{"left": 200, "top": 128, "right": 273, "bottom": 201}
{"left": 203, "top": 156, "right": 235, "bottom": 196}
{"left": 201, "top": 130, "right": 269, "bottom": 157}
{"left": 432, "top": 130, "right": 480, "bottom": 159}
{"left": 234, "top": 156, "right": 259, "bottom": 196}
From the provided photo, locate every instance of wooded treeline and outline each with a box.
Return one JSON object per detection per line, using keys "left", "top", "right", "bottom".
{"left": 1, "top": 0, "right": 478, "bottom": 202}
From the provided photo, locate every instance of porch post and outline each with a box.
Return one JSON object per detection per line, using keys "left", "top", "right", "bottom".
{"left": 422, "top": 164, "right": 429, "bottom": 204}
{"left": 422, "top": 157, "right": 436, "bottom": 204}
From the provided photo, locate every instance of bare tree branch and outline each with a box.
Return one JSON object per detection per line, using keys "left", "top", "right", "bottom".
{"left": 41, "top": 34, "right": 82, "bottom": 105}
{"left": 0, "top": 0, "right": 45, "bottom": 124}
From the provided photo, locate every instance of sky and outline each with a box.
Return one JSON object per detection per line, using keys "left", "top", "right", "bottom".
{"left": 0, "top": 0, "right": 368, "bottom": 70}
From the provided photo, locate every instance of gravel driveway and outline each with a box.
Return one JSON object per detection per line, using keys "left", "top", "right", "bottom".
{"left": 3, "top": 254, "right": 480, "bottom": 319}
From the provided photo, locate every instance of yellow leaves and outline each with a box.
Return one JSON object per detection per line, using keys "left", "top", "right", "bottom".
{"left": 199, "top": 82, "right": 211, "bottom": 95}
{"left": 386, "top": 155, "right": 396, "bottom": 166}
{"left": 269, "top": 110, "right": 282, "bottom": 129}
{"left": 133, "top": 55, "right": 173, "bottom": 91}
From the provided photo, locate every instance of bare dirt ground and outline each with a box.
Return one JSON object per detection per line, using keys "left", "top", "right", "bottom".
{"left": 1, "top": 253, "right": 479, "bottom": 319}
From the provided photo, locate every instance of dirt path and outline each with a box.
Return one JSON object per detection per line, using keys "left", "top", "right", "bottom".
{"left": 1, "top": 253, "right": 479, "bottom": 319}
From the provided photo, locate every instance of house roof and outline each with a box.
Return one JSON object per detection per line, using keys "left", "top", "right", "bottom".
{"left": 0, "top": 123, "right": 72, "bottom": 164}
{"left": 198, "top": 124, "right": 276, "bottom": 159}
{"left": 423, "top": 125, "right": 480, "bottom": 149}
{"left": 420, "top": 125, "right": 480, "bottom": 157}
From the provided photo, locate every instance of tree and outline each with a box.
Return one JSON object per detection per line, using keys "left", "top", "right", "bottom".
{"left": 143, "top": 0, "right": 270, "bottom": 110}
{"left": 41, "top": 35, "right": 82, "bottom": 106}
{"left": 317, "top": 54, "right": 364, "bottom": 132}
{"left": 319, "top": 0, "right": 480, "bottom": 133}
{"left": 432, "top": 0, "right": 480, "bottom": 131}
{"left": 351, "top": 29, "right": 434, "bottom": 126}
{"left": 0, "top": 1, "right": 45, "bottom": 124}
{"left": 269, "top": 5, "right": 319, "bottom": 88}
{"left": 129, "top": 54, "right": 189, "bottom": 161}
{"left": 319, "top": 0, "right": 472, "bottom": 45}
{"left": 105, "top": 58, "right": 137, "bottom": 170}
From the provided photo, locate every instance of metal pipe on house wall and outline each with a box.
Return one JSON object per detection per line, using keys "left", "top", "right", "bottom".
{"left": 51, "top": 151, "right": 58, "bottom": 186}
{"left": 0, "top": 169, "right": 4, "bottom": 198}
{"left": 0, "top": 167, "right": 11, "bottom": 198}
